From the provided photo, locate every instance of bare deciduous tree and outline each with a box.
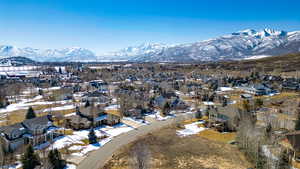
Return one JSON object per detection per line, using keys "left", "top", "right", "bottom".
{"left": 130, "top": 142, "right": 151, "bottom": 169}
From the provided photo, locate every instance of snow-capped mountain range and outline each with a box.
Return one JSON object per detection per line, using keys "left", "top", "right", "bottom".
{"left": 1, "top": 28, "right": 300, "bottom": 62}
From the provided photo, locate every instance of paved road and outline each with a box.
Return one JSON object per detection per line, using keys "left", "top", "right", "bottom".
{"left": 77, "top": 113, "right": 195, "bottom": 169}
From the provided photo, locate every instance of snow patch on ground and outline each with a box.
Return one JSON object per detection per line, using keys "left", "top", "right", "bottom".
{"left": 244, "top": 55, "right": 271, "bottom": 60}
{"left": 218, "top": 87, "right": 234, "bottom": 92}
{"left": 104, "top": 104, "right": 120, "bottom": 110}
{"left": 35, "top": 123, "right": 134, "bottom": 157}
{"left": 0, "top": 96, "right": 72, "bottom": 114}
{"left": 1, "top": 162, "right": 22, "bottom": 169}
{"left": 146, "top": 110, "right": 175, "bottom": 121}
{"left": 177, "top": 121, "right": 207, "bottom": 137}
{"left": 71, "top": 138, "right": 111, "bottom": 156}
{"left": 123, "top": 117, "right": 149, "bottom": 125}
{"left": 48, "top": 128, "right": 108, "bottom": 150}
{"left": 64, "top": 164, "right": 77, "bottom": 169}
{"left": 43, "top": 104, "right": 75, "bottom": 112}
{"left": 101, "top": 123, "right": 134, "bottom": 137}
{"left": 203, "top": 101, "right": 215, "bottom": 106}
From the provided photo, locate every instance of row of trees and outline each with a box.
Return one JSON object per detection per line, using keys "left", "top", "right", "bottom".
{"left": 21, "top": 145, "right": 66, "bottom": 169}
{"left": 236, "top": 99, "right": 291, "bottom": 169}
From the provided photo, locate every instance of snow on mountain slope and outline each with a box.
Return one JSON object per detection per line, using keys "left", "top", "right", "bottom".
{"left": 101, "top": 43, "right": 168, "bottom": 61}
{"left": 126, "top": 29, "right": 300, "bottom": 62}
{"left": 1, "top": 28, "right": 300, "bottom": 62}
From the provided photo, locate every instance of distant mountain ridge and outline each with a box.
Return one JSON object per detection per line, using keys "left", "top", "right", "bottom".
{"left": 0, "top": 46, "right": 97, "bottom": 62}
{"left": 0, "top": 56, "right": 35, "bottom": 66}
{"left": 1, "top": 28, "right": 300, "bottom": 62}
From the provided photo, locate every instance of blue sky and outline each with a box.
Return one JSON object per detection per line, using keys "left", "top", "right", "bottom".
{"left": 0, "top": 0, "right": 300, "bottom": 54}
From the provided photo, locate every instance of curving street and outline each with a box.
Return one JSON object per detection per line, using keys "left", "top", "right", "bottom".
{"left": 77, "top": 113, "right": 195, "bottom": 169}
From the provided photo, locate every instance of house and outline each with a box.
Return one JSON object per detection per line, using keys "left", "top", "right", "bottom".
{"left": 82, "top": 91, "right": 111, "bottom": 105}
{"left": 170, "top": 98, "right": 188, "bottom": 110}
{"left": 65, "top": 105, "right": 120, "bottom": 130}
{"left": 281, "top": 81, "right": 300, "bottom": 91}
{"left": 0, "top": 115, "right": 60, "bottom": 152}
{"left": 240, "top": 94, "right": 252, "bottom": 99}
{"left": 0, "top": 123, "right": 26, "bottom": 152}
{"left": 153, "top": 96, "right": 168, "bottom": 109}
{"left": 89, "top": 80, "right": 109, "bottom": 93}
{"left": 238, "top": 84, "right": 275, "bottom": 96}
{"left": 256, "top": 108, "right": 296, "bottom": 130}
{"left": 207, "top": 105, "right": 238, "bottom": 131}
{"left": 280, "top": 131, "right": 300, "bottom": 168}
{"left": 22, "top": 115, "right": 59, "bottom": 146}
{"left": 65, "top": 114, "right": 91, "bottom": 130}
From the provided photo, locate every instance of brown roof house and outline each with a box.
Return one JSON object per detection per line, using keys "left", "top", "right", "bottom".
{"left": 65, "top": 105, "right": 121, "bottom": 130}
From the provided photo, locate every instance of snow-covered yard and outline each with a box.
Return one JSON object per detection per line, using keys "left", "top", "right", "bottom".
{"left": 35, "top": 123, "right": 134, "bottom": 157}
{"left": 177, "top": 121, "right": 207, "bottom": 137}
{"left": 0, "top": 95, "right": 73, "bottom": 114}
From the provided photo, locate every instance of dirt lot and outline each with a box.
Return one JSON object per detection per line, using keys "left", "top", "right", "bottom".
{"left": 103, "top": 125, "right": 251, "bottom": 169}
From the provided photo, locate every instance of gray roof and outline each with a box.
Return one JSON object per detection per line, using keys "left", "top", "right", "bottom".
{"left": 22, "top": 115, "right": 52, "bottom": 130}
{"left": 0, "top": 123, "right": 24, "bottom": 136}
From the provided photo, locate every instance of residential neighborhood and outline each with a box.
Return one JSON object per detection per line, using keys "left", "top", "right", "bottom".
{"left": 0, "top": 61, "right": 299, "bottom": 169}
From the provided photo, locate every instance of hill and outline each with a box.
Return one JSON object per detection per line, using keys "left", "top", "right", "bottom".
{"left": 0, "top": 56, "right": 36, "bottom": 66}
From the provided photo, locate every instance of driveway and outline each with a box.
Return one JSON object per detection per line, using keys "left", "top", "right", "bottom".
{"left": 77, "top": 112, "right": 195, "bottom": 169}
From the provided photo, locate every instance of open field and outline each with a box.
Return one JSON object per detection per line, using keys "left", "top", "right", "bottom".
{"left": 207, "top": 53, "right": 300, "bottom": 73}
{"left": 103, "top": 125, "right": 251, "bottom": 169}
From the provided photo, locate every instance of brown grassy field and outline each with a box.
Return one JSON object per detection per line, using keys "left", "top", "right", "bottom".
{"left": 103, "top": 125, "right": 251, "bottom": 169}
{"left": 207, "top": 53, "right": 300, "bottom": 73}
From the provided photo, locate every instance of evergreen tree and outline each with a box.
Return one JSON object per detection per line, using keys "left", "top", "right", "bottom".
{"left": 265, "top": 123, "right": 272, "bottom": 138}
{"left": 21, "top": 145, "right": 40, "bottom": 169}
{"left": 0, "top": 99, "right": 4, "bottom": 108}
{"left": 278, "top": 150, "right": 289, "bottom": 169}
{"left": 195, "top": 110, "right": 202, "bottom": 119}
{"left": 38, "top": 89, "right": 43, "bottom": 96}
{"left": 58, "top": 67, "right": 63, "bottom": 74}
{"left": 88, "top": 128, "right": 97, "bottom": 144}
{"left": 48, "top": 149, "right": 66, "bottom": 169}
{"left": 242, "top": 100, "right": 251, "bottom": 113}
{"left": 254, "top": 98, "right": 264, "bottom": 110}
{"left": 162, "top": 102, "right": 170, "bottom": 116}
{"left": 26, "top": 107, "right": 36, "bottom": 119}
{"left": 295, "top": 112, "right": 300, "bottom": 130}
{"left": 85, "top": 100, "right": 90, "bottom": 107}
{"left": 222, "top": 98, "right": 228, "bottom": 107}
